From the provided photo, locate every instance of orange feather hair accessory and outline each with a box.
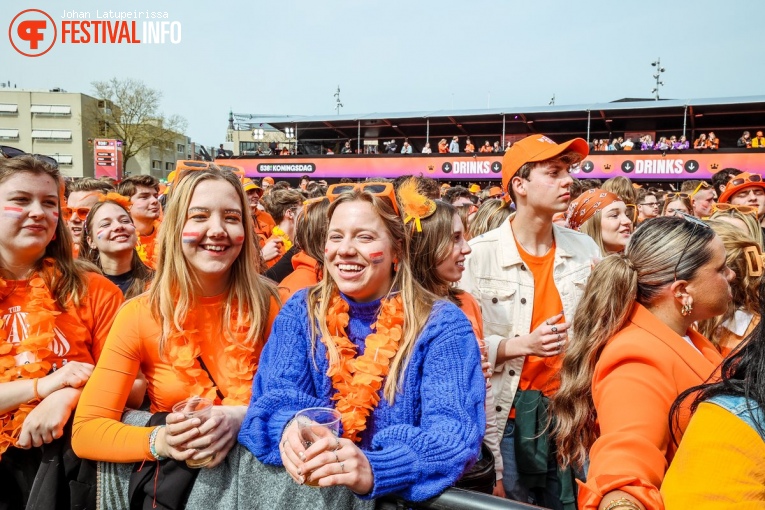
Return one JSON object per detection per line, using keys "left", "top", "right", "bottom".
{"left": 98, "top": 192, "right": 132, "bottom": 210}
{"left": 398, "top": 178, "right": 436, "bottom": 233}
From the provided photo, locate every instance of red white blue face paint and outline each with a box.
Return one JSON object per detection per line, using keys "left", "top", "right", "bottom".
{"left": 3, "top": 206, "right": 23, "bottom": 218}
{"left": 52, "top": 211, "right": 59, "bottom": 219}
{"left": 234, "top": 235, "right": 245, "bottom": 244}
{"left": 96, "top": 228, "right": 107, "bottom": 240}
{"left": 369, "top": 251, "right": 386, "bottom": 265}
{"left": 182, "top": 231, "right": 200, "bottom": 243}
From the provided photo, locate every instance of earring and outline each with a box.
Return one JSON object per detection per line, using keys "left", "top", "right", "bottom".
{"left": 392, "top": 258, "right": 399, "bottom": 272}
{"left": 681, "top": 302, "right": 693, "bottom": 317}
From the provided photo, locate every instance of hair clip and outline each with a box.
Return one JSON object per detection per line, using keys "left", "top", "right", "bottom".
{"left": 398, "top": 178, "right": 436, "bottom": 232}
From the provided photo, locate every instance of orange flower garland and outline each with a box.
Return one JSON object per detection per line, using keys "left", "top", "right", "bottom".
{"left": 322, "top": 292, "right": 404, "bottom": 443}
{"left": 165, "top": 311, "right": 257, "bottom": 406}
{"left": 0, "top": 259, "right": 61, "bottom": 455}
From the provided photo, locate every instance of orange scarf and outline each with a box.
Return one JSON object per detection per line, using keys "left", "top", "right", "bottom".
{"left": 322, "top": 292, "right": 404, "bottom": 442}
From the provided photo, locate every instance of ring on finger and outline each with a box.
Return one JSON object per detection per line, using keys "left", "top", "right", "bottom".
{"left": 334, "top": 451, "right": 340, "bottom": 463}
{"left": 339, "top": 461, "right": 345, "bottom": 473}
{"left": 334, "top": 437, "right": 340, "bottom": 451}
{"left": 551, "top": 325, "right": 558, "bottom": 334}
{"left": 557, "top": 333, "right": 562, "bottom": 341}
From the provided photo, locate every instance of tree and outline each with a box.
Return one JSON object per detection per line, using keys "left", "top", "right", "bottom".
{"left": 87, "top": 78, "right": 187, "bottom": 173}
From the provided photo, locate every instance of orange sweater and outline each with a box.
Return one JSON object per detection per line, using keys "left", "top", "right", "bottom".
{"left": 278, "top": 251, "right": 320, "bottom": 302}
{"left": 1, "top": 272, "right": 122, "bottom": 368}
{"left": 579, "top": 304, "right": 723, "bottom": 510}
{"left": 137, "top": 222, "right": 160, "bottom": 270}
{"left": 72, "top": 293, "right": 279, "bottom": 462}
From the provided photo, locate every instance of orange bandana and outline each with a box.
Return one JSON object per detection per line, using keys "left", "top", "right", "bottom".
{"left": 566, "top": 188, "right": 620, "bottom": 231}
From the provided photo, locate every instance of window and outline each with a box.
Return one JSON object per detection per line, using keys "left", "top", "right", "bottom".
{"left": 177, "top": 143, "right": 185, "bottom": 153}
{"left": 165, "top": 162, "right": 173, "bottom": 170}
{"left": 240, "top": 141, "right": 268, "bottom": 154}
{"left": 30, "top": 104, "right": 71, "bottom": 116}
{"left": 31, "top": 130, "right": 72, "bottom": 141}
{"left": 0, "top": 104, "right": 18, "bottom": 115}
{"left": 151, "top": 160, "right": 161, "bottom": 169}
{"left": 98, "top": 121, "right": 109, "bottom": 137}
{"left": 0, "top": 129, "right": 19, "bottom": 140}
{"left": 48, "top": 154, "right": 73, "bottom": 165}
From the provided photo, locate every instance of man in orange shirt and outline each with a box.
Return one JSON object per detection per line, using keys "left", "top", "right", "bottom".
{"left": 117, "top": 175, "right": 161, "bottom": 269}
{"left": 460, "top": 134, "right": 600, "bottom": 507}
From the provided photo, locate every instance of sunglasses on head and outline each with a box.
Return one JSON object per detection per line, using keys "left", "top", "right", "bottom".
{"left": 712, "top": 203, "right": 759, "bottom": 216}
{"left": 0, "top": 145, "right": 59, "bottom": 168}
{"left": 744, "top": 246, "right": 764, "bottom": 277}
{"left": 729, "top": 174, "right": 763, "bottom": 187}
{"left": 673, "top": 213, "right": 712, "bottom": 282}
{"left": 690, "top": 181, "right": 711, "bottom": 197}
{"left": 665, "top": 192, "right": 690, "bottom": 200}
{"left": 62, "top": 206, "right": 91, "bottom": 222}
{"left": 326, "top": 182, "right": 399, "bottom": 215}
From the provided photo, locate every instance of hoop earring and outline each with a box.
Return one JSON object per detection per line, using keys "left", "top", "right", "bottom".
{"left": 681, "top": 302, "right": 693, "bottom": 317}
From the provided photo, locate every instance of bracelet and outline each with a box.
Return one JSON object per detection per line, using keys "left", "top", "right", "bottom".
{"left": 603, "top": 498, "right": 641, "bottom": 510}
{"left": 27, "top": 378, "right": 41, "bottom": 404}
{"left": 149, "top": 426, "right": 167, "bottom": 461}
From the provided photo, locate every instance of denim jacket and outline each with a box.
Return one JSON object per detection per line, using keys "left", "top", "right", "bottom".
{"left": 459, "top": 220, "right": 601, "bottom": 435}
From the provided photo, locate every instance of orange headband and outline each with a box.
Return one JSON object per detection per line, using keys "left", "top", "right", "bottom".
{"left": 566, "top": 188, "right": 621, "bottom": 231}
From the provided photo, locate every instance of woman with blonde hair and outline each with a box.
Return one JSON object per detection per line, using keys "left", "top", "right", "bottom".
{"left": 239, "top": 184, "right": 484, "bottom": 502}
{"left": 709, "top": 205, "right": 765, "bottom": 248}
{"left": 567, "top": 188, "right": 633, "bottom": 255}
{"left": 72, "top": 169, "right": 280, "bottom": 507}
{"left": 602, "top": 176, "right": 637, "bottom": 206}
{"left": 78, "top": 194, "right": 154, "bottom": 299}
{"left": 662, "top": 192, "right": 692, "bottom": 217}
{"left": 698, "top": 220, "right": 762, "bottom": 356}
{"left": 551, "top": 216, "right": 732, "bottom": 510}
{"left": 0, "top": 155, "right": 123, "bottom": 507}
{"left": 468, "top": 198, "right": 513, "bottom": 239}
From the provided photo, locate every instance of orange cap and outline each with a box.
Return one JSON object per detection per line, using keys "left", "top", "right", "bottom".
{"left": 242, "top": 178, "right": 263, "bottom": 195}
{"left": 469, "top": 184, "right": 481, "bottom": 194}
{"left": 719, "top": 172, "right": 765, "bottom": 203}
{"left": 262, "top": 176, "right": 275, "bottom": 185}
{"left": 488, "top": 186, "right": 503, "bottom": 198}
{"left": 502, "top": 134, "right": 588, "bottom": 193}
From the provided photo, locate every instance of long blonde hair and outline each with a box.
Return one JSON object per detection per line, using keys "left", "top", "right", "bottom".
{"left": 698, "top": 220, "right": 762, "bottom": 345}
{"left": 306, "top": 190, "right": 438, "bottom": 403}
{"left": 468, "top": 198, "right": 513, "bottom": 239}
{"left": 148, "top": 169, "right": 278, "bottom": 356}
{"left": 552, "top": 216, "right": 716, "bottom": 469}
{"left": 0, "top": 155, "right": 90, "bottom": 308}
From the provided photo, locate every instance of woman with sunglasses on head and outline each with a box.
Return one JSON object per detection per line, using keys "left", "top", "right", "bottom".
{"left": 551, "top": 216, "right": 732, "bottom": 510}
{"left": 0, "top": 156, "right": 123, "bottom": 508}
{"left": 697, "top": 220, "right": 763, "bottom": 357}
{"left": 72, "top": 169, "right": 280, "bottom": 508}
{"left": 661, "top": 294, "right": 765, "bottom": 508}
{"left": 400, "top": 179, "right": 503, "bottom": 496}
{"left": 78, "top": 194, "right": 154, "bottom": 299}
{"left": 239, "top": 183, "right": 485, "bottom": 503}
{"left": 566, "top": 188, "right": 634, "bottom": 255}
{"left": 662, "top": 192, "right": 692, "bottom": 217}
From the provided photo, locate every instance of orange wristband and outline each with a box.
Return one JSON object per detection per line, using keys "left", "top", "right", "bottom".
{"left": 30, "top": 378, "right": 41, "bottom": 403}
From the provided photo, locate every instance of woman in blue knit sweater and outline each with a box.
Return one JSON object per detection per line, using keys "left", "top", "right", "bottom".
{"left": 239, "top": 186, "right": 485, "bottom": 502}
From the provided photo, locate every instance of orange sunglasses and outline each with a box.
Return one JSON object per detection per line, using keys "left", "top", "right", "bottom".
{"left": 326, "top": 182, "right": 399, "bottom": 215}
{"left": 713, "top": 203, "right": 759, "bottom": 216}
{"left": 62, "top": 206, "right": 91, "bottom": 222}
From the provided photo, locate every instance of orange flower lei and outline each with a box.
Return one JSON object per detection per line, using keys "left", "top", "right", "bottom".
{"left": 322, "top": 292, "right": 404, "bottom": 443}
{"left": 0, "top": 259, "right": 61, "bottom": 455}
{"left": 165, "top": 311, "right": 257, "bottom": 406}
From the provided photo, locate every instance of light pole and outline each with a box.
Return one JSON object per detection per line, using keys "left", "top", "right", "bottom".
{"left": 651, "top": 58, "right": 665, "bottom": 100}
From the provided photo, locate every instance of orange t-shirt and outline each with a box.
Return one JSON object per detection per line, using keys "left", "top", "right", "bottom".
{"left": 516, "top": 240, "right": 564, "bottom": 397}
{"left": 455, "top": 291, "right": 484, "bottom": 343}
{"left": 278, "top": 251, "right": 320, "bottom": 303}
{"left": 0, "top": 272, "right": 123, "bottom": 369}
{"left": 253, "top": 210, "right": 276, "bottom": 248}
{"left": 137, "top": 222, "right": 160, "bottom": 270}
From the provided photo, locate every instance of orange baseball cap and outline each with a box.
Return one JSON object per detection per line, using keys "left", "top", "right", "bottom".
{"left": 469, "top": 184, "right": 481, "bottom": 194}
{"left": 262, "top": 176, "right": 275, "bottom": 185}
{"left": 502, "top": 134, "right": 588, "bottom": 193}
{"left": 488, "top": 186, "right": 503, "bottom": 198}
{"left": 719, "top": 172, "right": 765, "bottom": 203}
{"left": 242, "top": 178, "right": 263, "bottom": 196}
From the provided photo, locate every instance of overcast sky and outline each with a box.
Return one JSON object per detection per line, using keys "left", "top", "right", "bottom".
{"left": 4, "top": 0, "right": 761, "bottom": 146}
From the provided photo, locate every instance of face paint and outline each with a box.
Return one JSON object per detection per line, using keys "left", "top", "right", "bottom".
{"left": 52, "top": 211, "right": 59, "bottom": 218}
{"left": 234, "top": 235, "right": 245, "bottom": 243}
{"left": 3, "top": 206, "right": 23, "bottom": 218}
{"left": 369, "top": 251, "right": 385, "bottom": 264}
{"left": 96, "top": 228, "right": 107, "bottom": 240}
{"left": 182, "top": 231, "right": 200, "bottom": 243}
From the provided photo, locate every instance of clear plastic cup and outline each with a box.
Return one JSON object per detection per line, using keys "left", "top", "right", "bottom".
{"left": 295, "top": 407, "right": 341, "bottom": 486}
{"left": 172, "top": 396, "right": 215, "bottom": 468}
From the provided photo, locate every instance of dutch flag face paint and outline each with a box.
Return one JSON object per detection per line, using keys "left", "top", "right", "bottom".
{"left": 3, "top": 207, "right": 23, "bottom": 219}
{"left": 369, "top": 251, "right": 386, "bottom": 265}
{"left": 182, "top": 231, "right": 200, "bottom": 243}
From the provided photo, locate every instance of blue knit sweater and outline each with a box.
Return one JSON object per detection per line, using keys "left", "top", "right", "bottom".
{"left": 239, "top": 289, "right": 485, "bottom": 501}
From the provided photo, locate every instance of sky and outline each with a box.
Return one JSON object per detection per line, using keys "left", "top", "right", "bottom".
{"left": 4, "top": 0, "right": 762, "bottom": 147}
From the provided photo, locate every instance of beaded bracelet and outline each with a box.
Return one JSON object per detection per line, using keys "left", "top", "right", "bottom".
{"left": 149, "top": 426, "right": 167, "bottom": 461}
{"left": 603, "top": 498, "right": 641, "bottom": 510}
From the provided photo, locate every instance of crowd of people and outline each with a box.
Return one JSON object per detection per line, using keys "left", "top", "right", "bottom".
{"left": 0, "top": 136, "right": 763, "bottom": 510}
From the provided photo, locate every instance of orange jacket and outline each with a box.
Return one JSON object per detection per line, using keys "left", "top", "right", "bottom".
{"left": 579, "top": 303, "right": 723, "bottom": 510}
{"left": 278, "top": 251, "right": 320, "bottom": 302}
{"left": 438, "top": 141, "right": 449, "bottom": 153}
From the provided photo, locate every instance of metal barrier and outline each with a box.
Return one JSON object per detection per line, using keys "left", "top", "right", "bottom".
{"left": 377, "top": 488, "right": 544, "bottom": 510}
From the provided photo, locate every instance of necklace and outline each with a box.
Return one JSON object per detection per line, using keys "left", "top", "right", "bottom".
{"left": 322, "top": 292, "right": 404, "bottom": 442}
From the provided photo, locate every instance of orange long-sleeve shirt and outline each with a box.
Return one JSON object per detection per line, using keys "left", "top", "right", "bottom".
{"left": 137, "top": 222, "right": 160, "bottom": 270}
{"left": 278, "top": 251, "right": 320, "bottom": 303}
{"left": 72, "top": 293, "right": 279, "bottom": 463}
{"left": 579, "top": 304, "right": 723, "bottom": 510}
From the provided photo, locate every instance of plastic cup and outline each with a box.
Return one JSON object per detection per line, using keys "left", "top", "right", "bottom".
{"left": 172, "top": 396, "right": 214, "bottom": 468}
{"left": 295, "top": 407, "right": 341, "bottom": 486}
